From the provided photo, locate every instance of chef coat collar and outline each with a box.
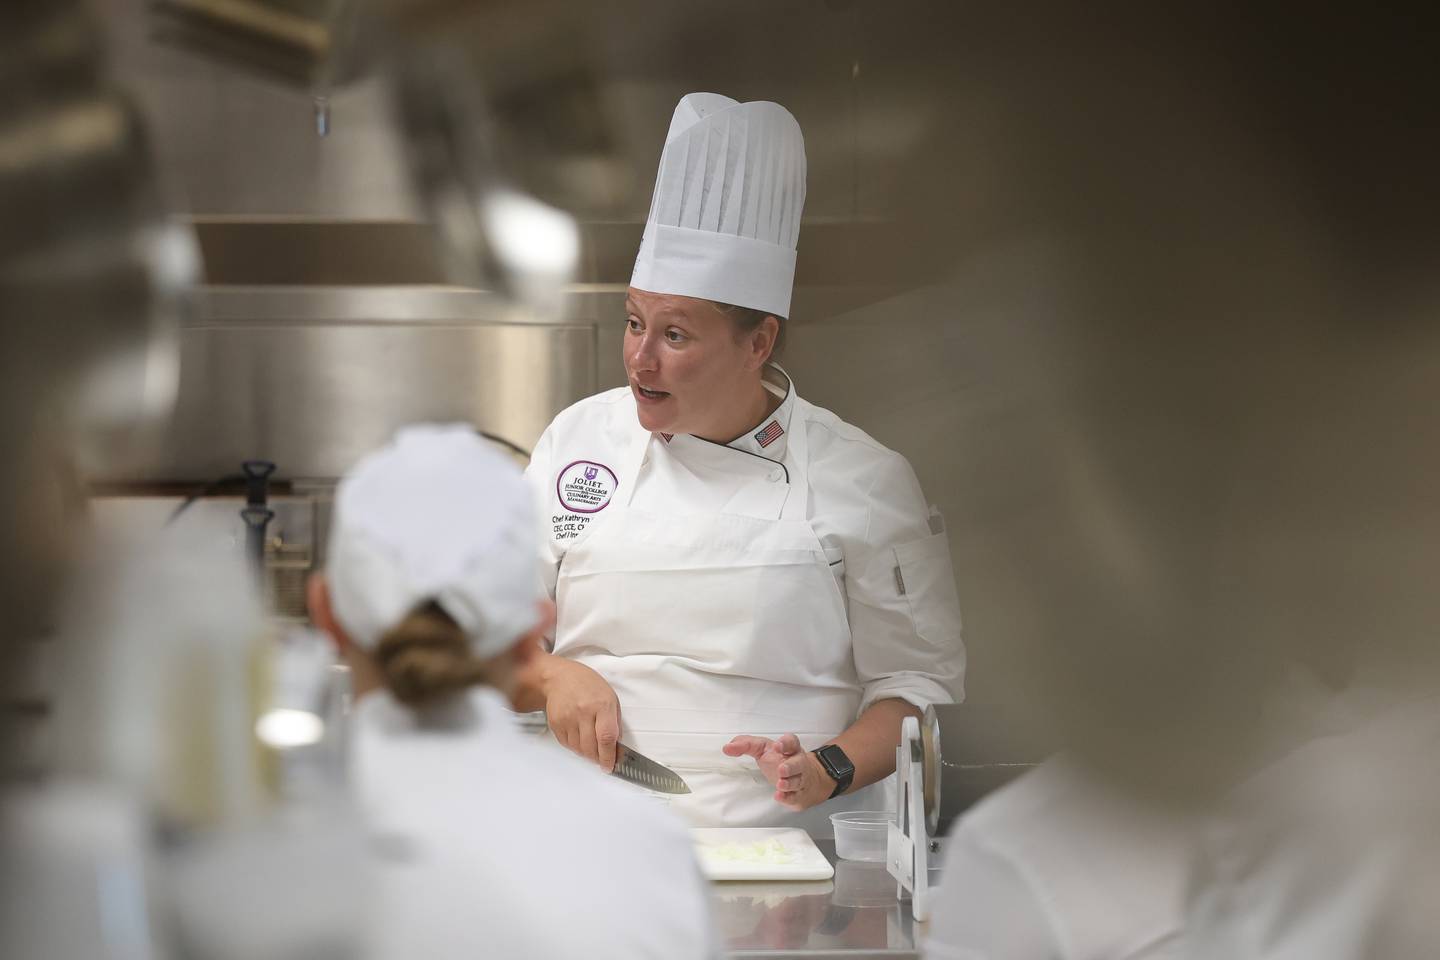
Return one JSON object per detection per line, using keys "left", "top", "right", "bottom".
{"left": 725, "top": 363, "right": 795, "bottom": 460}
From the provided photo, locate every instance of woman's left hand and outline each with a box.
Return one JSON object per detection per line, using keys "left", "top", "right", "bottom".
{"left": 723, "top": 733, "right": 837, "bottom": 811}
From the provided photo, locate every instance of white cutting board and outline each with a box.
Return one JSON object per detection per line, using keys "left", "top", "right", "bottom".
{"left": 691, "top": 827, "right": 835, "bottom": 881}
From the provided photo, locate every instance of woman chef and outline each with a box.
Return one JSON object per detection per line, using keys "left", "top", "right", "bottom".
{"left": 308, "top": 425, "right": 714, "bottom": 960}
{"left": 518, "top": 93, "right": 966, "bottom": 831}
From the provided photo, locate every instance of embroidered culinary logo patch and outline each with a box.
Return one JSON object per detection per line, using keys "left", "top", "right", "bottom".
{"left": 556, "top": 460, "right": 618, "bottom": 514}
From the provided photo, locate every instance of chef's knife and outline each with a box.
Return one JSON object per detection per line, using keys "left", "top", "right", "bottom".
{"left": 613, "top": 743, "right": 691, "bottom": 794}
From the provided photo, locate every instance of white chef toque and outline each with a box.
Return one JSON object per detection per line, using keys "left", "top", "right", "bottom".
{"left": 325, "top": 424, "right": 543, "bottom": 658}
{"left": 630, "top": 92, "right": 807, "bottom": 319}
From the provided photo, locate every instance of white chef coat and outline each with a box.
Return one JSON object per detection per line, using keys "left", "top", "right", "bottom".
{"left": 925, "top": 756, "right": 1192, "bottom": 960}
{"left": 525, "top": 365, "right": 964, "bottom": 828}
{"left": 349, "top": 686, "right": 716, "bottom": 960}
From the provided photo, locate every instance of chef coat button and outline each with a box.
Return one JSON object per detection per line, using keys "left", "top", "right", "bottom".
{"left": 768, "top": 468, "right": 782, "bottom": 482}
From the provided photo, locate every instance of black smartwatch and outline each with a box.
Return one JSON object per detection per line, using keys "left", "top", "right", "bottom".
{"left": 812, "top": 744, "right": 855, "bottom": 800}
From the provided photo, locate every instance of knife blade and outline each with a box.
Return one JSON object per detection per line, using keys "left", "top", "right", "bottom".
{"left": 612, "top": 743, "right": 691, "bottom": 795}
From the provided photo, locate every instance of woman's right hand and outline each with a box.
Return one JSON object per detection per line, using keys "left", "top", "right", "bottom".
{"left": 522, "top": 653, "right": 622, "bottom": 773}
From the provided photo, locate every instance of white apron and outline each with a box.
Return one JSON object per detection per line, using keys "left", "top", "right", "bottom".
{"left": 553, "top": 418, "right": 888, "bottom": 834}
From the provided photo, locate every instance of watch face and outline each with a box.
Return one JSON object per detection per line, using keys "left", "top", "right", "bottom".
{"left": 819, "top": 745, "right": 855, "bottom": 778}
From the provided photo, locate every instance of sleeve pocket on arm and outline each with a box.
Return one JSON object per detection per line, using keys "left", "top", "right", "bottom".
{"left": 892, "top": 531, "right": 963, "bottom": 647}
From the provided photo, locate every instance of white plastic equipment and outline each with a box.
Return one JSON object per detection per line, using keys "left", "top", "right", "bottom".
{"left": 886, "top": 715, "right": 933, "bottom": 920}
{"left": 692, "top": 827, "right": 835, "bottom": 882}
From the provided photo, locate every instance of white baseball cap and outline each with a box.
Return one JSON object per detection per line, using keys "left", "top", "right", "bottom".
{"left": 631, "top": 93, "right": 807, "bottom": 318}
{"left": 325, "top": 424, "right": 543, "bottom": 657}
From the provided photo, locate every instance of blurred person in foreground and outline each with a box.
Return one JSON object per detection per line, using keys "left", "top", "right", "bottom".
{"left": 913, "top": 5, "right": 1440, "bottom": 959}
{"left": 308, "top": 424, "right": 714, "bottom": 960}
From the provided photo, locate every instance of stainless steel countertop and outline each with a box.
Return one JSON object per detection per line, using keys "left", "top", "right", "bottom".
{"left": 712, "top": 839, "right": 939, "bottom": 960}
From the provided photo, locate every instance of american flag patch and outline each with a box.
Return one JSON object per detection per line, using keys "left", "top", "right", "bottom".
{"left": 754, "top": 420, "right": 784, "bottom": 448}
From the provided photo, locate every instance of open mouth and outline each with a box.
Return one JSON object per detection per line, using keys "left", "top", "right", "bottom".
{"left": 635, "top": 384, "right": 671, "bottom": 401}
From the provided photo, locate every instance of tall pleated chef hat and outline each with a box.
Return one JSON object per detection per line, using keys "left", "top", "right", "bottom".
{"left": 325, "top": 424, "right": 543, "bottom": 657}
{"left": 630, "top": 92, "right": 807, "bottom": 319}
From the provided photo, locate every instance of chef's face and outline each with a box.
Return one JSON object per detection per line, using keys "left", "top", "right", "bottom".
{"left": 623, "top": 287, "right": 769, "bottom": 437}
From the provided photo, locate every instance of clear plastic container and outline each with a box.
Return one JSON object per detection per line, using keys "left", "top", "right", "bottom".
{"left": 830, "top": 811, "right": 896, "bottom": 862}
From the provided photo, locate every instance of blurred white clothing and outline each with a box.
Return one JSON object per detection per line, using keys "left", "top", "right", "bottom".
{"left": 351, "top": 686, "right": 715, "bottom": 960}
{"left": 1185, "top": 692, "right": 1440, "bottom": 959}
{"left": 925, "top": 756, "right": 1190, "bottom": 960}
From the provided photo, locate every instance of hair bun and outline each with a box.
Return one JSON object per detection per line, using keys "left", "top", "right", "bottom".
{"left": 375, "top": 603, "right": 488, "bottom": 707}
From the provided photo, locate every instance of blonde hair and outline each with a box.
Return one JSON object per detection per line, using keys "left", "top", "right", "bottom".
{"left": 714, "top": 301, "right": 785, "bottom": 360}
{"left": 373, "top": 602, "right": 490, "bottom": 707}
